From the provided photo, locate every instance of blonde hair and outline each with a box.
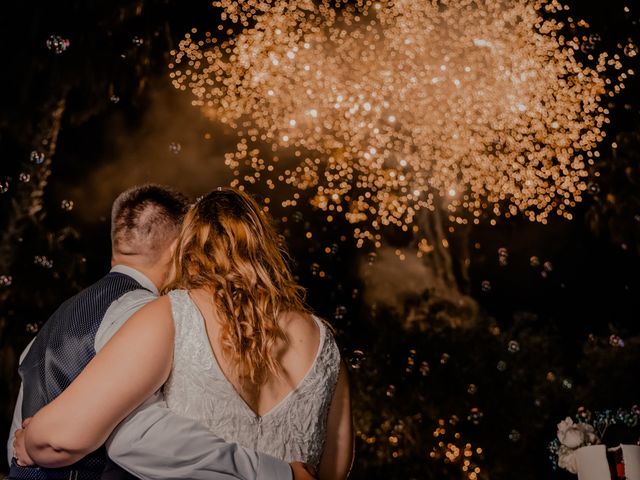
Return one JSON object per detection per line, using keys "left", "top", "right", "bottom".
{"left": 164, "top": 188, "right": 307, "bottom": 385}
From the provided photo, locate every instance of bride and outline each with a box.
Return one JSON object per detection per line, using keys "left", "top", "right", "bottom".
{"left": 16, "top": 188, "right": 353, "bottom": 479}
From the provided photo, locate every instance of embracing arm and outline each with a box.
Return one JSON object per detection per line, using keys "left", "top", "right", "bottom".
{"left": 22, "top": 297, "right": 175, "bottom": 468}
{"left": 106, "top": 391, "right": 292, "bottom": 480}
{"left": 318, "top": 362, "right": 354, "bottom": 480}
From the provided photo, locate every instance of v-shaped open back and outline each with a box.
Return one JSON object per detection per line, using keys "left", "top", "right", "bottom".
{"left": 164, "top": 289, "right": 341, "bottom": 467}
{"left": 184, "top": 290, "right": 326, "bottom": 418}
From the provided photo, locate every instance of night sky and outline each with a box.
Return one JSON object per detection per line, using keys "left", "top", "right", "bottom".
{"left": 1, "top": 1, "right": 640, "bottom": 479}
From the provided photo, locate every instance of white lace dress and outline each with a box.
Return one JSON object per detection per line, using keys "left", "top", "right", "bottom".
{"left": 163, "top": 289, "right": 341, "bottom": 467}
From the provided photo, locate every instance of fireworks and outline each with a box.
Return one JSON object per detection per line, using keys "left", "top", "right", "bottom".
{"left": 170, "top": 0, "right": 630, "bottom": 243}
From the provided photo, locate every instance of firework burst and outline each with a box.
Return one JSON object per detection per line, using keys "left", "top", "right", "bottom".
{"left": 170, "top": 0, "right": 631, "bottom": 243}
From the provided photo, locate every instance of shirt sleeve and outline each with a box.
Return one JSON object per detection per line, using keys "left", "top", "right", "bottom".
{"left": 106, "top": 392, "right": 293, "bottom": 480}
{"left": 7, "top": 339, "right": 35, "bottom": 465}
{"left": 7, "top": 384, "right": 23, "bottom": 466}
{"left": 95, "top": 289, "right": 158, "bottom": 352}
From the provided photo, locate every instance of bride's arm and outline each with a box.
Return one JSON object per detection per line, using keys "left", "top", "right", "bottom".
{"left": 318, "top": 362, "right": 354, "bottom": 480}
{"left": 22, "top": 296, "right": 174, "bottom": 468}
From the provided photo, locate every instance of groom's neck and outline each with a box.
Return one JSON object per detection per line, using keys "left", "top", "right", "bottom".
{"left": 111, "top": 254, "right": 167, "bottom": 292}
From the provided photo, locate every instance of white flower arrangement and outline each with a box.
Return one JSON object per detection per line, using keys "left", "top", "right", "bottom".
{"left": 549, "top": 406, "right": 640, "bottom": 474}
{"left": 554, "top": 417, "right": 600, "bottom": 473}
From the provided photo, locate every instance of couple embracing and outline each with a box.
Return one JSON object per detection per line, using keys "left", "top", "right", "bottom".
{"left": 8, "top": 185, "right": 353, "bottom": 480}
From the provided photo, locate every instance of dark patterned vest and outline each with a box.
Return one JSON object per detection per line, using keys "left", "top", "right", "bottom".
{"left": 9, "top": 272, "right": 149, "bottom": 480}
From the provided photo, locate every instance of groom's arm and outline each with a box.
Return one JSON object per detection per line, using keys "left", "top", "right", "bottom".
{"left": 106, "top": 391, "right": 292, "bottom": 480}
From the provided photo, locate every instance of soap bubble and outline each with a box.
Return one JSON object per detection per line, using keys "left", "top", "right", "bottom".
{"left": 624, "top": 42, "right": 638, "bottom": 57}
{"left": 334, "top": 305, "right": 347, "bottom": 320}
{"left": 61, "top": 199, "right": 74, "bottom": 211}
{"left": 481, "top": 280, "right": 492, "bottom": 292}
{"left": 609, "top": 334, "right": 625, "bottom": 348}
{"left": 507, "top": 340, "right": 520, "bottom": 353}
{"left": 132, "top": 36, "right": 144, "bottom": 46}
{"left": 0, "top": 275, "right": 12, "bottom": 287}
{"left": 562, "top": 378, "right": 573, "bottom": 389}
{"left": 348, "top": 349, "right": 365, "bottom": 370}
{"left": 509, "top": 429, "right": 521, "bottom": 442}
{"left": 577, "top": 406, "right": 592, "bottom": 422}
{"left": 46, "top": 35, "right": 70, "bottom": 54}
{"left": 386, "top": 385, "right": 396, "bottom": 397}
{"left": 0, "top": 180, "right": 9, "bottom": 193}
{"left": 468, "top": 407, "right": 483, "bottom": 425}
{"left": 110, "top": 95, "right": 120, "bottom": 104}
{"left": 19, "top": 173, "right": 31, "bottom": 183}
{"left": 530, "top": 256, "right": 541, "bottom": 267}
{"left": 26, "top": 323, "right": 39, "bottom": 333}
{"left": 498, "top": 247, "right": 509, "bottom": 266}
{"left": 169, "top": 142, "right": 182, "bottom": 154}
{"left": 467, "top": 384, "right": 477, "bottom": 395}
{"left": 30, "top": 151, "right": 45, "bottom": 164}
{"left": 497, "top": 360, "right": 507, "bottom": 371}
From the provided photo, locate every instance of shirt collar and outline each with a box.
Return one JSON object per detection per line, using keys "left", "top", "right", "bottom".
{"left": 110, "top": 264, "right": 159, "bottom": 295}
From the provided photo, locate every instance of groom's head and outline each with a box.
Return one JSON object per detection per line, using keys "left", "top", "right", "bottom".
{"left": 111, "top": 184, "right": 188, "bottom": 285}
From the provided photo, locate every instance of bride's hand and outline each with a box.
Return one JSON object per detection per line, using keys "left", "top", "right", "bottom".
{"left": 290, "top": 461, "right": 317, "bottom": 480}
{"left": 13, "top": 418, "right": 35, "bottom": 467}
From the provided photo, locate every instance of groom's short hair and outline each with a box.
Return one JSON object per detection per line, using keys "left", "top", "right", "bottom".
{"left": 111, "top": 184, "right": 188, "bottom": 263}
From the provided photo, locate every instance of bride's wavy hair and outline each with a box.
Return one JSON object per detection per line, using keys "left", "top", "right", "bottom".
{"left": 164, "top": 188, "right": 307, "bottom": 384}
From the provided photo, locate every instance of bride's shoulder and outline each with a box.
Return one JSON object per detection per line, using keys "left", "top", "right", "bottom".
{"left": 279, "top": 311, "right": 322, "bottom": 354}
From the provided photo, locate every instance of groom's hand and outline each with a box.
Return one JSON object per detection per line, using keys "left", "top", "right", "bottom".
{"left": 13, "top": 417, "right": 35, "bottom": 467}
{"left": 290, "top": 461, "right": 317, "bottom": 480}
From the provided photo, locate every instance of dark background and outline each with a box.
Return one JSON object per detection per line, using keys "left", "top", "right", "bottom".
{"left": 1, "top": 1, "right": 640, "bottom": 478}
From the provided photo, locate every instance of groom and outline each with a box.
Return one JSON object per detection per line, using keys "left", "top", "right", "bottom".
{"left": 8, "top": 184, "right": 313, "bottom": 480}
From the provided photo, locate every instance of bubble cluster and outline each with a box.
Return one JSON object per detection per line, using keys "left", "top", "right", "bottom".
{"left": 46, "top": 35, "right": 70, "bottom": 54}
{"left": 34, "top": 255, "right": 53, "bottom": 269}
{"left": 171, "top": 0, "right": 630, "bottom": 243}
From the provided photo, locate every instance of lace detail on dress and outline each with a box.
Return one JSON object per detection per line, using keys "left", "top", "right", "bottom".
{"left": 163, "top": 289, "right": 341, "bottom": 467}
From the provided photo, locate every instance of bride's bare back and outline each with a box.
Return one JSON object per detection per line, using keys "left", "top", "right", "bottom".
{"left": 164, "top": 289, "right": 351, "bottom": 477}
